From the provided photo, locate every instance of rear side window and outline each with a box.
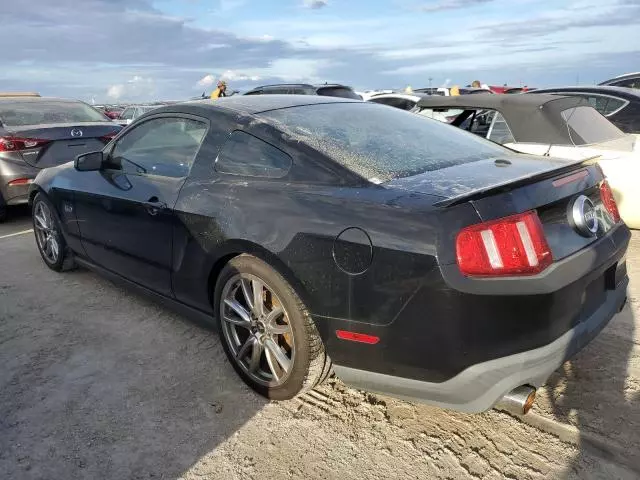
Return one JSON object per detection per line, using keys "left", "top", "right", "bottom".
{"left": 316, "top": 87, "right": 361, "bottom": 100}
{"left": 0, "top": 101, "right": 109, "bottom": 127}
{"left": 261, "top": 102, "right": 506, "bottom": 183}
{"left": 601, "top": 97, "right": 627, "bottom": 115}
{"left": 611, "top": 78, "right": 640, "bottom": 89}
{"left": 487, "top": 112, "right": 515, "bottom": 144}
{"left": 120, "top": 107, "right": 135, "bottom": 120}
{"left": 216, "top": 131, "right": 292, "bottom": 178}
{"left": 561, "top": 106, "right": 625, "bottom": 145}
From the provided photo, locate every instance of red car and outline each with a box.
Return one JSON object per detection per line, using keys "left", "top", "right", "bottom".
{"left": 489, "top": 85, "right": 536, "bottom": 94}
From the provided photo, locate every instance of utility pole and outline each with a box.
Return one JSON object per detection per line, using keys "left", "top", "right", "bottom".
{"left": 428, "top": 77, "right": 433, "bottom": 89}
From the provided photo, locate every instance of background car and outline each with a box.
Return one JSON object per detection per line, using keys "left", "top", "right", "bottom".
{"left": 29, "top": 95, "right": 628, "bottom": 415}
{"left": 104, "top": 107, "right": 125, "bottom": 120}
{"left": 243, "top": 83, "right": 361, "bottom": 99}
{"left": 367, "top": 92, "right": 428, "bottom": 111}
{"left": 116, "top": 105, "right": 163, "bottom": 126}
{"left": 415, "top": 94, "right": 640, "bottom": 228}
{"left": 600, "top": 72, "right": 640, "bottom": 89}
{"left": 529, "top": 86, "right": 640, "bottom": 134}
{"left": 367, "top": 92, "right": 464, "bottom": 122}
{"left": 0, "top": 95, "right": 121, "bottom": 221}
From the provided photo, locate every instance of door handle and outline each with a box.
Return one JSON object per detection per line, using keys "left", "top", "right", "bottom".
{"left": 143, "top": 196, "right": 167, "bottom": 216}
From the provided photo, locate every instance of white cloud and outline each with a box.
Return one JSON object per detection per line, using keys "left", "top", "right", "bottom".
{"left": 220, "top": 69, "right": 261, "bottom": 81}
{"left": 107, "top": 84, "right": 125, "bottom": 99}
{"left": 197, "top": 74, "right": 216, "bottom": 87}
{"left": 107, "top": 75, "right": 155, "bottom": 100}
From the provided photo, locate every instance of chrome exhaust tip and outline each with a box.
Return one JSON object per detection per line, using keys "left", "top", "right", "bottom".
{"left": 494, "top": 385, "right": 536, "bottom": 415}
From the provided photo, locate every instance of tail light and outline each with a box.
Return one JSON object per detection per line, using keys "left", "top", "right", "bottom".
{"left": 599, "top": 180, "right": 621, "bottom": 223}
{"left": 456, "top": 211, "right": 553, "bottom": 277}
{"left": 0, "top": 136, "right": 50, "bottom": 152}
{"left": 99, "top": 131, "right": 119, "bottom": 143}
{"left": 8, "top": 178, "right": 34, "bottom": 186}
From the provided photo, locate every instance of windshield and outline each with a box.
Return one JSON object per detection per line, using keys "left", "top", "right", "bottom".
{"left": 0, "top": 100, "right": 109, "bottom": 127}
{"left": 561, "top": 106, "right": 625, "bottom": 145}
{"left": 260, "top": 102, "right": 507, "bottom": 183}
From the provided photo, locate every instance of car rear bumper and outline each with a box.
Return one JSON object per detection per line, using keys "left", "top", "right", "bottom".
{"left": 333, "top": 274, "right": 628, "bottom": 413}
{"left": 0, "top": 158, "right": 38, "bottom": 206}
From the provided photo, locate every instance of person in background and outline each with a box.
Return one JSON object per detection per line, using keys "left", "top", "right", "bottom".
{"left": 210, "top": 80, "right": 227, "bottom": 99}
{"left": 471, "top": 80, "right": 481, "bottom": 88}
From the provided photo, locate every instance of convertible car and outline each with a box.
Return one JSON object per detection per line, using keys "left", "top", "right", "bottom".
{"left": 416, "top": 94, "right": 640, "bottom": 228}
{"left": 29, "top": 95, "right": 629, "bottom": 414}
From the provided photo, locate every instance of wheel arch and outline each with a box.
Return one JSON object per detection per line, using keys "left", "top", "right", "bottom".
{"left": 207, "top": 239, "right": 314, "bottom": 313}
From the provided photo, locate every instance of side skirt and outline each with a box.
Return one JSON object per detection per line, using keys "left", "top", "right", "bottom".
{"left": 74, "top": 257, "right": 217, "bottom": 330}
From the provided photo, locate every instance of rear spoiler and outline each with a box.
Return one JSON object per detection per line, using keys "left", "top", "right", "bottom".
{"left": 433, "top": 156, "right": 601, "bottom": 208}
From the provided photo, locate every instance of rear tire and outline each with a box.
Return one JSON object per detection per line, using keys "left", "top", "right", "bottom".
{"left": 0, "top": 206, "right": 6, "bottom": 223}
{"left": 215, "top": 254, "right": 328, "bottom": 400}
{"left": 32, "top": 193, "right": 75, "bottom": 272}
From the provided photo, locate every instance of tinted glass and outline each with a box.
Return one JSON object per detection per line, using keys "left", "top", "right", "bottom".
{"left": 369, "top": 97, "right": 416, "bottom": 110}
{"left": 0, "top": 101, "right": 109, "bottom": 127}
{"left": 487, "top": 112, "right": 515, "bottom": 144}
{"left": 216, "top": 131, "right": 292, "bottom": 178}
{"left": 261, "top": 102, "right": 506, "bottom": 183}
{"left": 316, "top": 87, "right": 361, "bottom": 99}
{"left": 120, "top": 107, "right": 135, "bottom": 120}
{"left": 140, "top": 106, "right": 156, "bottom": 113}
{"left": 602, "top": 97, "right": 627, "bottom": 115}
{"left": 611, "top": 78, "right": 640, "bottom": 89}
{"left": 561, "top": 106, "right": 625, "bottom": 145}
{"left": 110, "top": 117, "right": 207, "bottom": 177}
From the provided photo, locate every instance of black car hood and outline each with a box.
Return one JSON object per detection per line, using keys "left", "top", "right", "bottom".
{"left": 384, "top": 154, "right": 583, "bottom": 200}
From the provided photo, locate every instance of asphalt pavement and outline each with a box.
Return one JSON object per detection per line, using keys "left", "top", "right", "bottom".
{"left": 1, "top": 207, "right": 639, "bottom": 480}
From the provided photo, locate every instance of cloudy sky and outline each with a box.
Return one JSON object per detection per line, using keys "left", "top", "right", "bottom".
{"left": 3, "top": 0, "right": 639, "bottom": 102}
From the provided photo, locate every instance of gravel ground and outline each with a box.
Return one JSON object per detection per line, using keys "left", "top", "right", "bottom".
{"left": 1, "top": 208, "right": 638, "bottom": 480}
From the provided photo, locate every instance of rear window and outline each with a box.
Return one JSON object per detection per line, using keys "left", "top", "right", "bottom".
{"left": 316, "top": 87, "right": 361, "bottom": 100}
{"left": 561, "top": 106, "right": 625, "bottom": 145}
{"left": 0, "top": 101, "right": 109, "bottom": 127}
{"left": 260, "top": 102, "right": 507, "bottom": 183}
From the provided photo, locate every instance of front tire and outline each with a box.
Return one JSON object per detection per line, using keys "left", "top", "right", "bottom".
{"left": 215, "top": 255, "right": 329, "bottom": 400}
{"left": 32, "top": 193, "right": 75, "bottom": 272}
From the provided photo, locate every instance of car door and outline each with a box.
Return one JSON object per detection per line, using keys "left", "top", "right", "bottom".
{"left": 74, "top": 114, "right": 209, "bottom": 295}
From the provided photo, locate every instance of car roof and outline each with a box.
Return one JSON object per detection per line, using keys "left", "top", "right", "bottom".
{"left": 182, "top": 94, "right": 359, "bottom": 115}
{"left": 0, "top": 96, "right": 83, "bottom": 103}
{"left": 416, "top": 93, "right": 562, "bottom": 110}
{"left": 600, "top": 72, "right": 640, "bottom": 84}
{"left": 530, "top": 85, "right": 640, "bottom": 99}
{"left": 245, "top": 83, "right": 353, "bottom": 92}
{"left": 367, "top": 93, "right": 427, "bottom": 102}
{"left": 417, "top": 93, "right": 589, "bottom": 145}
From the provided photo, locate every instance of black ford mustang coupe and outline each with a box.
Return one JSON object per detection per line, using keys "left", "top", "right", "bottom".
{"left": 29, "top": 95, "right": 629, "bottom": 414}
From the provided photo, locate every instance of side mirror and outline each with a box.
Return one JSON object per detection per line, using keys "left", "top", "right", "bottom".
{"left": 75, "top": 151, "right": 104, "bottom": 171}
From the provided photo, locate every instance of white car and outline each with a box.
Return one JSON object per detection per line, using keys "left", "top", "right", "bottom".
{"left": 414, "top": 94, "right": 640, "bottom": 228}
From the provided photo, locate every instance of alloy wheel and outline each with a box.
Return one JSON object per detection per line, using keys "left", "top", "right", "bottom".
{"left": 220, "top": 273, "right": 295, "bottom": 387}
{"left": 34, "top": 201, "right": 60, "bottom": 264}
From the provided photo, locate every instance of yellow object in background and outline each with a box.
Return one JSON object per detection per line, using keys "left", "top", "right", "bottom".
{"left": 450, "top": 86, "right": 460, "bottom": 96}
